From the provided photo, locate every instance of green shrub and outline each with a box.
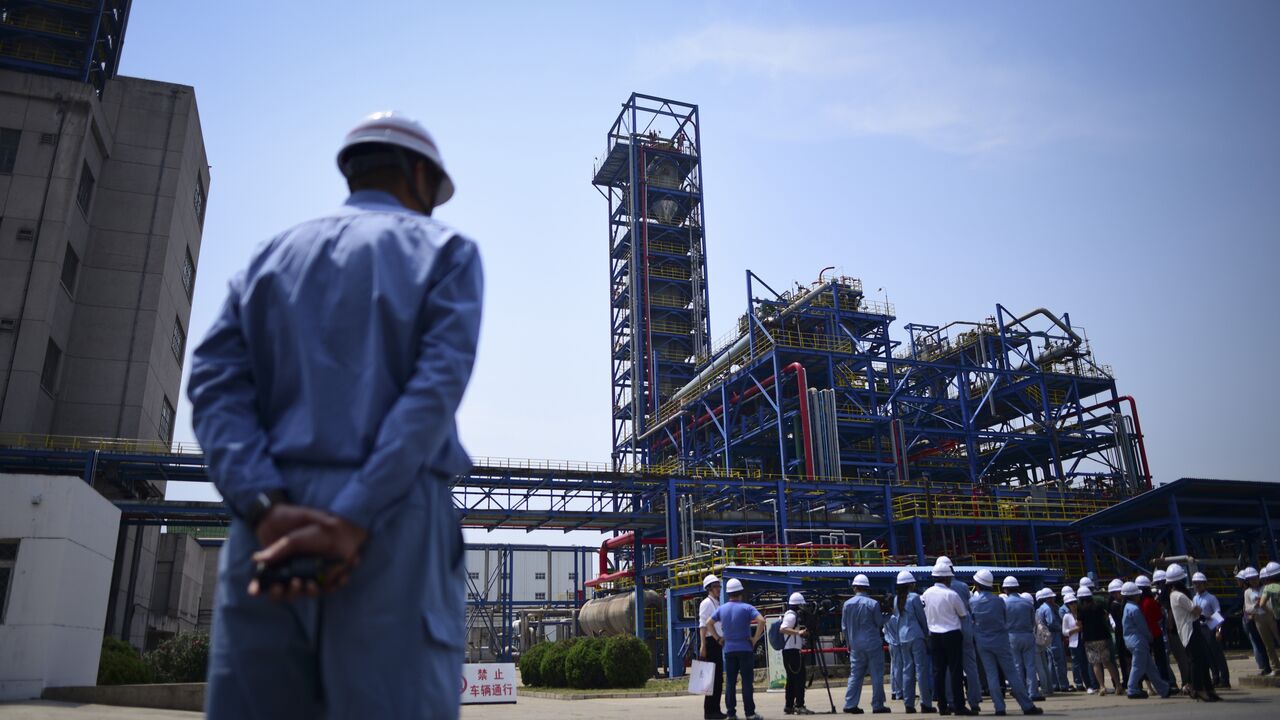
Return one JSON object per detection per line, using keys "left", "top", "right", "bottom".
{"left": 602, "top": 635, "right": 651, "bottom": 688}
{"left": 144, "top": 632, "right": 210, "bottom": 684}
{"left": 519, "top": 642, "right": 550, "bottom": 686}
{"left": 97, "top": 636, "right": 152, "bottom": 686}
{"left": 565, "top": 637, "right": 608, "bottom": 689}
{"left": 538, "top": 637, "right": 579, "bottom": 687}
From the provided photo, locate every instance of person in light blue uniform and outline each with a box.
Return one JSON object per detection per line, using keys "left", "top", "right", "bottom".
{"left": 939, "top": 557, "right": 982, "bottom": 712}
{"left": 1121, "top": 582, "right": 1170, "bottom": 698}
{"left": 893, "top": 571, "right": 935, "bottom": 713}
{"left": 971, "top": 571, "right": 1043, "bottom": 716}
{"left": 1036, "top": 590, "right": 1069, "bottom": 692}
{"left": 191, "top": 112, "right": 482, "bottom": 720}
{"left": 843, "top": 574, "right": 889, "bottom": 714}
{"left": 886, "top": 610, "right": 903, "bottom": 701}
{"left": 1002, "top": 578, "right": 1042, "bottom": 701}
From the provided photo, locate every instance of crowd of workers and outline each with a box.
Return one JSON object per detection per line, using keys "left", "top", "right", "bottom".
{"left": 699, "top": 558, "right": 1280, "bottom": 719}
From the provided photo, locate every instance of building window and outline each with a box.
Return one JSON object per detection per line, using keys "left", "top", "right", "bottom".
{"left": 181, "top": 247, "right": 196, "bottom": 299}
{"left": 159, "top": 396, "right": 174, "bottom": 443}
{"left": 39, "top": 339, "right": 62, "bottom": 394}
{"left": 60, "top": 244, "right": 80, "bottom": 296}
{"left": 534, "top": 592, "right": 546, "bottom": 601}
{"left": 468, "top": 572, "right": 479, "bottom": 580}
{"left": 193, "top": 176, "right": 205, "bottom": 227}
{"left": 0, "top": 128, "right": 19, "bottom": 174}
{"left": 568, "top": 572, "right": 577, "bottom": 581}
{"left": 534, "top": 572, "right": 546, "bottom": 580}
{"left": 76, "top": 162, "right": 95, "bottom": 214}
{"left": 171, "top": 317, "right": 186, "bottom": 363}
{"left": 467, "top": 592, "right": 480, "bottom": 601}
{"left": 0, "top": 540, "right": 17, "bottom": 624}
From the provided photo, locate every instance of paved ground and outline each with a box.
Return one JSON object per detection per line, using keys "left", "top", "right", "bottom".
{"left": 3, "top": 657, "right": 1276, "bottom": 718}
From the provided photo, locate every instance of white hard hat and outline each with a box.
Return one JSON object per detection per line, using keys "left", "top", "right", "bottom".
{"left": 1152, "top": 569, "right": 1166, "bottom": 583}
{"left": 932, "top": 561, "right": 954, "bottom": 578}
{"left": 1060, "top": 585, "right": 1072, "bottom": 596}
{"left": 703, "top": 574, "right": 721, "bottom": 589}
{"left": 1021, "top": 592, "right": 1033, "bottom": 602}
{"left": 1035, "top": 588, "right": 1054, "bottom": 601}
{"left": 1243, "top": 566, "right": 1260, "bottom": 580}
{"left": 852, "top": 574, "right": 871, "bottom": 588}
{"left": 938, "top": 555, "right": 954, "bottom": 568}
{"left": 1079, "top": 576, "right": 1095, "bottom": 588}
{"left": 1122, "top": 581, "right": 1141, "bottom": 597}
{"left": 1076, "top": 586, "right": 1092, "bottom": 598}
{"left": 896, "top": 571, "right": 916, "bottom": 585}
{"left": 1002, "top": 576, "right": 1020, "bottom": 589}
{"left": 1164, "top": 564, "right": 1187, "bottom": 583}
{"left": 725, "top": 578, "right": 744, "bottom": 594}
{"left": 789, "top": 592, "right": 805, "bottom": 605}
{"left": 1064, "top": 591, "right": 1077, "bottom": 603}
{"left": 974, "top": 569, "right": 994, "bottom": 587}
{"left": 1262, "top": 562, "right": 1280, "bottom": 579}
{"left": 1235, "top": 570, "right": 1247, "bottom": 581}
{"left": 1135, "top": 575, "right": 1152, "bottom": 588}
{"left": 337, "top": 111, "right": 455, "bottom": 206}
{"left": 1191, "top": 572, "right": 1208, "bottom": 584}
{"left": 1107, "top": 578, "right": 1124, "bottom": 593}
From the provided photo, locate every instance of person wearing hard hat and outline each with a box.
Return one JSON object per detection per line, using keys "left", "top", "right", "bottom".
{"left": 1246, "top": 565, "right": 1280, "bottom": 672}
{"left": 1061, "top": 591, "right": 1089, "bottom": 693}
{"left": 1136, "top": 575, "right": 1176, "bottom": 688}
{"left": 842, "top": 574, "right": 889, "bottom": 714}
{"left": 1076, "top": 585, "right": 1122, "bottom": 695}
{"left": 708, "top": 578, "right": 766, "bottom": 720}
{"left": 884, "top": 596, "right": 903, "bottom": 703}
{"left": 937, "top": 557, "right": 982, "bottom": 714}
{"left": 1165, "top": 564, "right": 1220, "bottom": 701}
{"left": 1239, "top": 567, "right": 1274, "bottom": 675}
{"left": 1106, "top": 579, "right": 1131, "bottom": 689}
{"left": 1001, "top": 577, "right": 1043, "bottom": 702}
{"left": 699, "top": 575, "right": 727, "bottom": 719}
{"left": 1262, "top": 561, "right": 1280, "bottom": 625}
{"left": 1191, "top": 572, "right": 1230, "bottom": 688}
{"left": 1153, "top": 569, "right": 1192, "bottom": 688}
{"left": 192, "top": 111, "right": 480, "bottom": 719}
{"left": 1120, "top": 581, "right": 1171, "bottom": 699}
{"left": 1034, "top": 589, "right": 1069, "bottom": 693}
{"left": 970, "top": 570, "right": 1043, "bottom": 715}
{"left": 893, "top": 571, "right": 935, "bottom": 713}
{"left": 781, "top": 591, "right": 814, "bottom": 715}
{"left": 921, "top": 561, "right": 969, "bottom": 716}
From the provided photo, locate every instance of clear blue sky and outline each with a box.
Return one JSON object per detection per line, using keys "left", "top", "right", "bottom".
{"left": 122, "top": 1, "right": 1279, "bottom": 518}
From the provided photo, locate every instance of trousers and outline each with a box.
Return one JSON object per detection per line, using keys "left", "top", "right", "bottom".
{"left": 784, "top": 648, "right": 807, "bottom": 710}
{"left": 889, "top": 644, "right": 902, "bottom": 698}
{"left": 1045, "top": 637, "right": 1069, "bottom": 690}
{"left": 1125, "top": 640, "right": 1169, "bottom": 698}
{"left": 931, "top": 630, "right": 965, "bottom": 713}
{"left": 901, "top": 638, "right": 933, "bottom": 709}
{"left": 845, "top": 645, "right": 887, "bottom": 711}
{"left": 1254, "top": 611, "right": 1280, "bottom": 670}
{"left": 724, "top": 650, "right": 756, "bottom": 716}
{"left": 944, "top": 627, "right": 982, "bottom": 709}
{"left": 976, "top": 641, "right": 1035, "bottom": 712}
{"left": 1245, "top": 619, "right": 1272, "bottom": 673}
{"left": 1009, "top": 633, "right": 1040, "bottom": 698}
{"left": 704, "top": 637, "right": 725, "bottom": 718}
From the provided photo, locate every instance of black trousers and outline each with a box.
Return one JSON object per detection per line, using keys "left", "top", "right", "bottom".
{"left": 704, "top": 637, "right": 725, "bottom": 718}
{"left": 1185, "top": 628, "right": 1215, "bottom": 695}
{"left": 784, "top": 648, "right": 807, "bottom": 709}
{"left": 1113, "top": 629, "right": 1132, "bottom": 686}
{"left": 932, "top": 630, "right": 965, "bottom": 712}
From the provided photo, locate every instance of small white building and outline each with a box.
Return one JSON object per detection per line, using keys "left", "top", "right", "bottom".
{"left": 0, "top": 473, "right": 120, "bottom": 700}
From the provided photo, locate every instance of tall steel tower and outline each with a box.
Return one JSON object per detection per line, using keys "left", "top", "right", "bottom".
{"left": 0, "top": 1, "right": 132, "bottom": 96}
{"left": 593, "top": 94, "right": 711, "bottom": 471}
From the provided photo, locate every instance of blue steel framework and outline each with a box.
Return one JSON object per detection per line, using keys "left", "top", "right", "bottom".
{"left": 0, "top": 1, "right": 131, "bottom": 96}
{"left": 593, "top": 93, "right": 713, "bottom": 472}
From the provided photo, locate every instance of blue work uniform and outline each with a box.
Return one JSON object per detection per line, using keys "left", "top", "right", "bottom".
{"left": 843, "top": 593, "right": 887, "bottom": 712}
{"left": 894, "top": 592, "right": 934, "bottom": 710}
{"left": 191, "top": 190, "right": 484, "bottom": 720}
{"left": 1004, "top": 593, "right": 1041, "bottom": 698}
{"left": 885, "top": 612, "right": 902, "bottom": 699}
{"left": 1037, "top": 601, "right": 1069, "bottom": 690}
{"left": 949, "top": 578, "right": 982, "bottom": 710}
{"left": 711, "top": 600, "right": 763, "bottom": 717}
{"left": 971, "top": 590, "right": 1035, "bottom": 712}
{"left": 1123, "top": 600, "right": 1169, "bottom": 697}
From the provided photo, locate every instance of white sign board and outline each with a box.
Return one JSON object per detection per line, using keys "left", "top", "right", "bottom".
{"left": 766, "top": 615, "right": 786, "bottom": 692}
{"left": 461, "top": 663, "right": 518, "bottom": 704}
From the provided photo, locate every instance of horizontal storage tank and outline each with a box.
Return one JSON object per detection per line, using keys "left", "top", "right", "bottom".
{"left": 579, "top": 590, "right": 664, "bottom": 637}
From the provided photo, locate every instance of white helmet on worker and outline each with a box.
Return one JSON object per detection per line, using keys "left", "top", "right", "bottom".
{"left": 932, "top": 561, "right": 954, "bottom": 578}
{"left": 1035, "top": 588, "right": 1054, "bottom": 601}
{"left": 937, "top": 555, "right": 954, "bottom": 568}
{"left": 1135, "top": 575, "right": 1152, "bottom": 588}
{"left": 1243, "top": 566, "right": 1260, "bottom": 580}
{"left": 974, "top": 569, "right": 994, "bottom": 588}
{"left": 337, "top": 111, "right": 455, "bottom": 206}
{"left": 1121, "top": 581, "right": 1141, "bottom": 597}
{"left": 1235, "top": 570, "right": 1247, "bottom": 581}
{"left": 1107, "top": 578, "right": 1123, "bottom": 593}
{"left": 852, "top": 574, "right": 871, "bottom": 588}
{"left": 1262, "top": 562, "right": 1280, "bottom": 579}
{"left": 1003, "top": 576, "right": 1020, "bottom": 589}
{"left": 896, "top": 571, "right": 916, "bottom": 585}
{"left": 725, "top": 578, "right": 744, "bottom": 594}
{"left": 1164, "top": 563, "right": 1187, "bottom": 583}
{"left": 1076, "top": 586, "right": 1092, "bottom": 598}
{"left": 703, "top": 574, "right": 720, "bottom": 590}
{"left": 789, "top": 592, "right": 805, "bottom": 606}
{"left": 1191, "top": 572, "right": 1208, "bottom": 584}
{"left": 1063, "top": 591, "right": 1077, "bottom": 604}
{"left": 1079, "top": 576, "right": 1095, "bottom": 589}
{"left": 1152, "top": 569, "right": 1167, "bottom": 583}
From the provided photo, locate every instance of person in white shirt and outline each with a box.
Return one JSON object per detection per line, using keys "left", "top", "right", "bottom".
{"left": 699, "top": 574, "right": 727, "bottom": 720}
{"left": 921, "top": 561, "right": 969, "bottom": 715}
{"left": 1166, "top": 564, "right": 1219, "bottom": 702}
{"left": 780, "top": 592, "right": 813, "bottom": 715}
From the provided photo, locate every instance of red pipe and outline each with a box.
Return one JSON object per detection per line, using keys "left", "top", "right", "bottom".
{"left": 584, "top": 570, "right": 634, "bottom": 589}
{"left": 1075, "top": 395, "right": 1152, "bottom": 490}
{"left": 596, "top": 533, "right": 667, "bottom": 577}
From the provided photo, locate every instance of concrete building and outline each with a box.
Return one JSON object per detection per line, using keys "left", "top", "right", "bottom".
{"left": 0, "top": 473, "right": 120, "bottom": 700}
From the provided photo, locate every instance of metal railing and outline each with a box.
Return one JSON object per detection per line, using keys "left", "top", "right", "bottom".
{"left": 0, "top": 433, "right": 202, "bottom": 456}
{"left": 891, "top": 493, "right": 1115, "bottom": 523}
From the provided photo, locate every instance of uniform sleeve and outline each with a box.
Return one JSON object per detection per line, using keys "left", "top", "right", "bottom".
{"left": 912, "top": 596, "right": 928, "bottom": 634}
{"left": 188, "top": 274, "right": 287, "bottom": 518}
{"left": 328, "top": 239, "right": 484, "bottom": 529}
{"left": 952, "top": 592, "right": 968, "bottom": 617}
{"left": 710, "top": 606, "right": 722, "bottom": 623}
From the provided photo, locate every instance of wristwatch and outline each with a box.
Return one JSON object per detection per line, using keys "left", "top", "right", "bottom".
{"left": 243, "top": 489, "right": 290, "bottom": 530}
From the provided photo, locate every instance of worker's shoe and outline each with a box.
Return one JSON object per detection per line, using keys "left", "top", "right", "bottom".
{"left": 1030, "top": 695, "right": 1046, "bottom": 702}
{"left": 873, "top": 709, "right": 892, "bottom": 714}
{"left": 920, "top": 707, "right": 937, "bottom": 714}
{"left": 795, "top": 709, "right": 815, "bottom": 715}
{"left": 994, "top": 712, "right": 1006, "bottom": 717}
{"left": 746, "top": 714, "right": 764, "bottom": 720}
{"left": 1022, "top": 708, "right": 1043, "bottom": 716}
{"left": 784, "top": 710, "right": 795, "bottom": 716}
{"left": 1126, "top": 691, "right": 1149, "bottom": 699}
{"left": 905, "top": 708, "right": 916, "bottom": 715}
{"left": 845, "top": 708, "right": 864, "bottom": 715}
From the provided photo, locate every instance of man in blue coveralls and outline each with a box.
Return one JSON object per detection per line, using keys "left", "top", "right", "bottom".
{"left": 969, "top": 571, "right": 1042, "bottom": 716}
{"left": 190, "top": 111, "right": 483, "bottom": 720}
{"left": 843, "top": 573, "right": 889, "bottom": 714}
{"left": 1121, "top": 581, "right": 1170, "bottom": 698}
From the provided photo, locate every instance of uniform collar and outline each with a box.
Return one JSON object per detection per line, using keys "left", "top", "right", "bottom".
{"left": 344, "top": 189, "right": 415, "bottom": 213}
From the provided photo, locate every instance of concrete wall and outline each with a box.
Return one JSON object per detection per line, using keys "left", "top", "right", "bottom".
{"left": 0, "top": 474, "right": 120, "bottom": 700}
{"left": 145, "top": 532, "right": 204, "bottom": 643}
